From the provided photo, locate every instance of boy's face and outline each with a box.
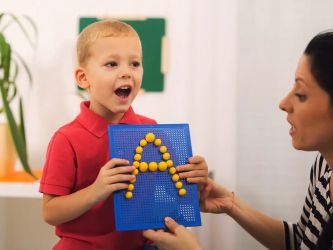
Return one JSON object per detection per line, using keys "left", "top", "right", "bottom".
{"left": 76, "top": 35, "right": 143, "bottom": 122}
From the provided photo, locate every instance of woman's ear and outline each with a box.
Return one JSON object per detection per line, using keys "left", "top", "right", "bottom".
{"left": 75, "top": 67, "right": 90, "bottom": 89}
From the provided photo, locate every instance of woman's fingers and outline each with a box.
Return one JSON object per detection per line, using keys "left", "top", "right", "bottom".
{"left": 164, "top": 217, "right": 181, "bottom": 233}
{"left": 143, "top": 229, "right": 169, "bottom": 244}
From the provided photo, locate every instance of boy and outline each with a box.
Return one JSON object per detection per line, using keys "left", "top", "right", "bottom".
{"left": 40, "top": 20, "right": 208, "bottom": 250}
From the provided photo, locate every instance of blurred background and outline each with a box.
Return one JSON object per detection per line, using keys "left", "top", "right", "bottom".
{"left": 1, "top": 0, "right": 333, "bottom": 249}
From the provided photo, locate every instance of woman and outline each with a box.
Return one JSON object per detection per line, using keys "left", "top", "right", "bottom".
{"left": 143, "top": 31, "right": 333, "bottom": 250}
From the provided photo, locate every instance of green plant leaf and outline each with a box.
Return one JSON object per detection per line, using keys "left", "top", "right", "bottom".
{"left": 0, "top": 81, "right": 35, "bottom": 178}
{"left": 0, "top": 12, "right": 37, "bottom": 179}
{"left": 1, "top": 13, "right": 36, "bottom": 48}
{"left": 0, "top": 81, "right": 16, "bottom": 113}
{"left": 12, "top": 51, "right": 32, "bottom": 86}
{"left": 19, "top": 97, "right": 26, "bottom": 148}
{"left": 22, "top": 15, "right": 38, "bottom": 44}
{"left": 0, "top": 33, "right": 11, "bottom": 81}
{"left": 0, "top": 36, "right": 17, "bottom": 113}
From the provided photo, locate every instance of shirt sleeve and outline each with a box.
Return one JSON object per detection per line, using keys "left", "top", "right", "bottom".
{"left": 39, "top": 131, "right": 76, "bottom": 196}
{"left": 283, "top": 154, "right": 321, "bottom": 250}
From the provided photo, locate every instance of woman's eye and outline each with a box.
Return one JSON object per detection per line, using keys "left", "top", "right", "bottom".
{"left": 295, "top": 93, "right": 306, "bottom": 102}
{"left": 131, "top": 61, "right": 141, "bottom": 67}
{"left": 106, "top": 61, "right": 118, "bottom": 67}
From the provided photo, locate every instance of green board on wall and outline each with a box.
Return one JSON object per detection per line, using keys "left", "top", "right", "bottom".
{"left": 79, "top": 17, "right": 165, "bottom": 92}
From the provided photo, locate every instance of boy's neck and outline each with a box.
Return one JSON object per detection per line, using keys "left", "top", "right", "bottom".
{"left": 88, "top": 101, "right": 125, "bottom": 124}
{"left": 107, "top": 113, "right": 125, "bottom": 124}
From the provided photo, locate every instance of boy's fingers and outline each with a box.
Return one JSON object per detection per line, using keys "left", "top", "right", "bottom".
{"left": 105, "top": 158, "right": 130, "bottom": 169}
{"left": 175, "top": 164, "right": 185, "bottom": 172}
{"left": 178, "top": 170, "right": 206, "bottom": 179}
{"left": 109, "top": 183, "right": 129, "bottom": 192}
{"left": 108, "top": 166, "right": 135, "bottom": 175}
{"left": 188, "top": 155, "right": 205, "bottom": 164}
{"left": 186, "top": 177, "right": 206, "bottom": 183}
{"left": 176, "top": 163, "right": 207, "bottom": 172}
{"left": 106, "top": 174, "right": 135, "bottom": 184}
{"left": 164, "top": 217, "right": 180, "bottom": 233}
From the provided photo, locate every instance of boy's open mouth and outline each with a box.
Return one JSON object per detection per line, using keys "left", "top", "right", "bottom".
{"left": 115, "top": 86, "right": 132, "bottom": 98}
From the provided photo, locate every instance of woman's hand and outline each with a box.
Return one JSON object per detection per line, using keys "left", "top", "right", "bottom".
{"left": 200, "top": 178, "right": 234, "bottom": 215}
{"left": 143, "top": 217, "right": 202, "bottom": 250}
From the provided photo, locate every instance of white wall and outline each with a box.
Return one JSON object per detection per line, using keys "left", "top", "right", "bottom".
{"left": 188, "top": 1, "right": 238, "bottom": 249}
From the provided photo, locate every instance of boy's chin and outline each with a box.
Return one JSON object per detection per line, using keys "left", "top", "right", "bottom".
{"left": 111, "top": 104, "right": 131, "bottom": 114}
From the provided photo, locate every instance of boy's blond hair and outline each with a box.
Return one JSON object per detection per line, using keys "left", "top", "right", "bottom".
{"left": 77, "top": 19, "right": 139, "bottom": 66}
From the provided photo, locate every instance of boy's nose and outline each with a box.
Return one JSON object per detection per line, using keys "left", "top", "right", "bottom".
{"left": 119, "top": 72, "right": 131, "bottom": 79}
{"left": 118, "top": 65, "right": 132, "bottom": 79}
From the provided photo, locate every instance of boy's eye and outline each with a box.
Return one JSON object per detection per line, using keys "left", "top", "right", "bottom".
{"left": 106, "top": 61, "right": 118, "bottom": 67}
{"left": 130, "top": 61, "right": 141, "bottom": 67}
{"left": 295, "top": 93, "right": 306, "bottom": 102}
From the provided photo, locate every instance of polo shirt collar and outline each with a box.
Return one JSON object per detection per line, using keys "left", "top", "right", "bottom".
{"left": 77, "top": 101, "right": 141, "bottom": 138}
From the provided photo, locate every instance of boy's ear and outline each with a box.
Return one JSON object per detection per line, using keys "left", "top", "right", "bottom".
{"left": 75, "top": 67, "right": 90, "bottom": 89}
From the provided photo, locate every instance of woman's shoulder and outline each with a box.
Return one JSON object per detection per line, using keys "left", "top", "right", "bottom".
{"left": 310, "top": 153, "right": 330, "bottom": 182}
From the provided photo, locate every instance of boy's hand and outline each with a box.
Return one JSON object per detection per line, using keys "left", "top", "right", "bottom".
{"left": 91, "top": 158, "right": 135, "bottom": 203}
{"left": 176, "top": 155, "right": 208, "bottom": 190}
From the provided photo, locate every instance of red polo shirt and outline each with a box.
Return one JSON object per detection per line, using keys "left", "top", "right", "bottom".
{"left": 40, "top": 101, "right": 156, "bottom": 250}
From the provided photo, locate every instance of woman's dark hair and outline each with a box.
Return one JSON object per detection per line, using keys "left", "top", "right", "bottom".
{"left": 304, "top": 31, "right": 333, "bottom": 105}
{"left": 306, "top": 32, "right": 333, "bottom": 249}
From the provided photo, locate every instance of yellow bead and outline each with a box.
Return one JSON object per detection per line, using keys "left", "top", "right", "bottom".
{"left": 133, "top": 161, "right": 140, "bottom": 168}
{"left": 136, "top": 146, "right": 143, "bottom": 154}
{"left": 169, "top": 167, "right": 177, "bottom": 175}
{"left": 172, "top": 174, "right": 180, "bottom": 182}
{"left": 154, "top": 138, "right": 162, "bottom": 146}
{"left": 134, "top": 154, "right": 141, "bottom": 161}
{"left": 140, "top": 139, "right": 147, "bottom": 147}
{"left": 125, "top": 191, "right": 133, "bottom": 199}
{"left": 166, "top": 160, "right": 173, "bottom": 167}
{"left": 159, "top": 146, "right": 167, "bottom": 153}
{"left": 175, "top": 181, "right": 183, "bottom": 189}
{"left": 139, "top": 162, "right": 148, "bottom": 172}
{"left": 149, "top": 162, "right": 158, "bottom": 172}
{"left": 130, "top": 178, "right": 136, "bottom": 184}
{"left": 178, "top": 188, "right": 186, "bottom": 196}
{"left": 128, "top": 184, "right": 134, "bottom": 191}
{"left": 145, "top": 133, "right": 155, "bottom": 143}
{"left": 158, "top": 161, "right": 167, "bottom": 171}
{"left": 132, "top": 169, "right": 139, "bottom": 175}
{"left": 162, "top": 153, "right": 170, "bottom": 160}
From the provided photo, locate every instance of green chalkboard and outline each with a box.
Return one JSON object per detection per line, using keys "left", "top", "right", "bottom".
{"left": 79, "top": 17, "right": 165, "bottom": 92}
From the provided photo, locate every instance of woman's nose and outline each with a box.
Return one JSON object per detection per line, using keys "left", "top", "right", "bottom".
{"left": 279, "top": 93, "right": 291, "bottom": 112}
{"left": 279, "top": 98, "right": 286, "bottom": 111}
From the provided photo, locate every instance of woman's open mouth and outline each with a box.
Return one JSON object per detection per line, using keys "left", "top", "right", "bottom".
{"left": 289, "top": 125, "right": 296, "bottom": 135}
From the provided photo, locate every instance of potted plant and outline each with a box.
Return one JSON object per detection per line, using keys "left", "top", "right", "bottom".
{"left": 0, "top": 13, "right": 37, "bottom": 179}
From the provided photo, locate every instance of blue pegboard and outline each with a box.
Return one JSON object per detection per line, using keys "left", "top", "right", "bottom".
{"left": 108, "top": 124, "right": 202, "bottom": 231}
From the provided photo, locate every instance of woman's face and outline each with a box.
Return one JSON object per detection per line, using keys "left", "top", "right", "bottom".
{"left": 279, "top": 55, "right": 333, "bottom": 153}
